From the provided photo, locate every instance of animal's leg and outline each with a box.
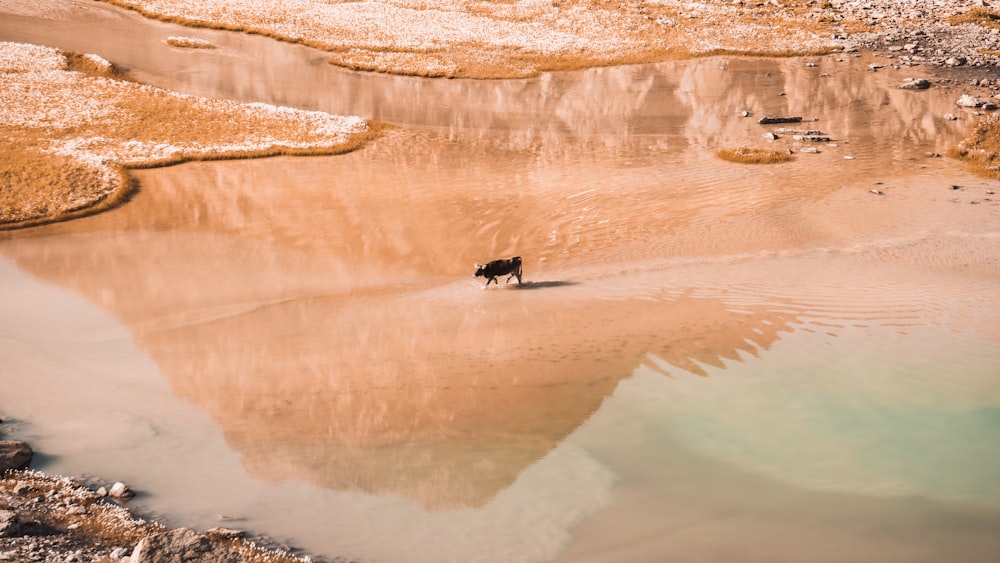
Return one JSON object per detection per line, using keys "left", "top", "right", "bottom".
{"left": 515, "top": 265, "right": 522, "bottom": 284}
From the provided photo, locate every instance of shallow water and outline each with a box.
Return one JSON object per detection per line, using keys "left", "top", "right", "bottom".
{"left": 3, "top": 2, "right": 1000, "bottom": 562}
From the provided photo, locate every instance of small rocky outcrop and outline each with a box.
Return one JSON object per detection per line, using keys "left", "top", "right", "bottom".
{"left": 128, "top": 528, "right": 247, "bottom": 563}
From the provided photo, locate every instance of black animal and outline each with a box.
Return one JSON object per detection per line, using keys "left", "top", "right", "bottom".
{"left": 474, "top": 256, "right": 523, "bottom": 287}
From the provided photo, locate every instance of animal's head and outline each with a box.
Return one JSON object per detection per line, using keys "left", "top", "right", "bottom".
{"left": 474, "top": 263, "right": 485, "bottom": 277}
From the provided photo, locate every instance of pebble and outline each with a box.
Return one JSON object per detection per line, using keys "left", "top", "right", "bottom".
{"left": 108, "top": 482, "right": 134, "bottom": 499}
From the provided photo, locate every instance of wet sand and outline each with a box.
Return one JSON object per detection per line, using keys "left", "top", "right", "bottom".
{"left": 3, "top": 2, "right": 1000, "bottom": 562}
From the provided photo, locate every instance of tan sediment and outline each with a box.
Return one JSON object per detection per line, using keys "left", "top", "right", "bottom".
{"left": 0, "top": 42, "right": 377, "bottom": 230}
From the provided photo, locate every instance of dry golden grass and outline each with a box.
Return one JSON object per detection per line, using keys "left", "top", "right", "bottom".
{"left": 0, "top": 139, "right": 134, "bottom": 228}
{"left": 715, "top": 147, "right": 795, "bottom": 164}
{"left": 949, "top": 7, "right": 1000, "bottom": 28}
{"left": 949, "top": 113, "right": 1000, "bottom": 179}
{"left": 0, "top": 42, "right": 376, "bottom": 230}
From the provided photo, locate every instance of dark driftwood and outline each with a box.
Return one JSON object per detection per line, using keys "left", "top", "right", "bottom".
{"left": 758, "top": 116, "right": 803, "bottom": 124}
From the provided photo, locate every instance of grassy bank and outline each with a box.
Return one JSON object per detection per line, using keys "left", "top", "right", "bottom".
{"left": 0, "top": 41, "right": 376, "bottom": 230}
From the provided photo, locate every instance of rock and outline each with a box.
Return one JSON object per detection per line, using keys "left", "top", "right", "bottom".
{"left": 945, "top": 56, "right": 967, "bottom": 67}
{"left": 762, "top": 132, "right": 779, "bottom": 140}
{"left": 0, "top": 510, "right": 21, "bottom": 538}
{"left": 899, "top": 78, "right": 931, "bottom": 90}
{"left": 108, "top": 482, "right": 135, "bottom": 499}
{"left": 870, "top": 189, "right": 885, "bottom": 195}
{"left": 96, "top": 487, "right": 108, "bottom": 497}
{"left": 0, "top": 441, "right": 33, "bottom": 472}
{"left": 129, "top": 529, "right": 245, "bottom": 563}
{"left": 110, "top": 548, "right": 126, "bottom": 560}
{"left": 800, "top": 147, "right": 820, "bottom": 154}
{"left": 944, "top": 113, "right": 958, "bottom": 120}
{"left": 957, "top": 94, "right": 985, "bottom": 107}
{"left": 12, "top": 481, "right": 32, "bottom": 495}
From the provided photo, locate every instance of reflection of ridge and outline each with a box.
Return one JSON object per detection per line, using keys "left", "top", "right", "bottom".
{"left": 138, "top": 283, "right": 798, "bottom": 509}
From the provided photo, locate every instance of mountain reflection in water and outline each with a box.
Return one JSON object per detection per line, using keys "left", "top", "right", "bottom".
{"left": 3, "top": 4, "right": 1000, "bottom": 561}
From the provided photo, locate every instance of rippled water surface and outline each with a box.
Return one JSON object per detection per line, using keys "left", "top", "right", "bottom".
{"left": 2, "top": 2, "right": 1000, "bottom": 562}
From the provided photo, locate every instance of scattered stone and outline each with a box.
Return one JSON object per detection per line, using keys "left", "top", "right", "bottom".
{"left": 800, "top": 147, "right": 820, "bottom": 154}
{"left": 951, "top": 185, "right": 963, "bottom": 190}
{"left": 899, "top": 78, "right": 931, "bottom": 90}
{"left": 944, "top": 113, "right": 958, "bottom": 120}
{"left": 762, "top": 132, "right": 779, "bottom": 140}
{"left": 870, "top": 189, "right": 885, "bottom": 195}
{"left": 739, "top": 110, "right": 750, "bottom": 117}
{"left": 945, "top": 56, "right": 967, "bottom": 67}
{"left": 0, "top": 441, "right": 33, "bottom": 472}
{"left": 844, "top": 155, "right": 856, "bottom": 160}
{"left": 926, "top": 152, "right": 941, "bottom": 158}
{"left": 868, "top": 63, "right": 884, "bottom": 71}
{"left": 96, "top": 487, "right": 108, "bottom": 497}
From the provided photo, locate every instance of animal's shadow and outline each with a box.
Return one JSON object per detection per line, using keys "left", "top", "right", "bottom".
{"left": 510, "top": 280, "right": 577, "bottom": 290}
